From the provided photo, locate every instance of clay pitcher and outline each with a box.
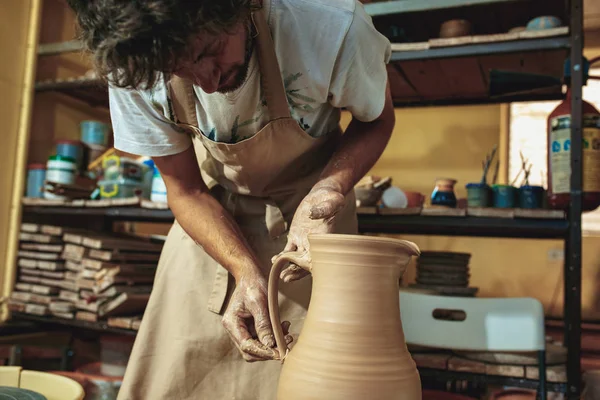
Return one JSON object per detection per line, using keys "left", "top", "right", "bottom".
{"left": 268, "top": 233, "right": 422, "bottom": 400}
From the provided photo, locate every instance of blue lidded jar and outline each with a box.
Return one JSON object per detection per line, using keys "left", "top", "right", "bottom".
{"left": 431, "top": 178, "right": 457, "bottom": 208}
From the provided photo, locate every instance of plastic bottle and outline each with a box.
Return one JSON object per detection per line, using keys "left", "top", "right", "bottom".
{"left": 546, "top": 88, "right": 600, "bottom": 211}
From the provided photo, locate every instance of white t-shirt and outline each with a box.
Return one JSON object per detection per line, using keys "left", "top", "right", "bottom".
{"left": 109, "top": 0, "right": 392, "bottom": 157}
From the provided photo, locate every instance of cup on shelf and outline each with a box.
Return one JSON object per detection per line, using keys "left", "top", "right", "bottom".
{"left": 491, "top": 184, "right": 517, "bottom": 208}
{"left": 465, "top": 182, "right": 491, "bottom": 207}
{"left": 55, "top": 139, "right": 85, "bottom": 172}
{"left": 381, "top": 186, "right": 408, "bottom": 208}
{"left": 518, "top": 185, "right": 544, "bottom": 209}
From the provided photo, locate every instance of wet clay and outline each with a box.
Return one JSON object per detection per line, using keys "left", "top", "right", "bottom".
{"left": 268, "top": 234, "right": 422, "bottom": 400}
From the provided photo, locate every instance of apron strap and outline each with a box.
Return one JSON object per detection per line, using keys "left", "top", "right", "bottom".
{"left": 167, "top": 76, "right": 199, "bottom": 128}
{"left": 252, "top": 9, "right": 292, "bottom": 121}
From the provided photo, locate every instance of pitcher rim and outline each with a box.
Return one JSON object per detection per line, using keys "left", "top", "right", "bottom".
{"left": 307, "top": 233, "right": 420, "bottom": 256}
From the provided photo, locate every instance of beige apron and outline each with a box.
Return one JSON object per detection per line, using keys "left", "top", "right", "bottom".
{"left": 117, "top": 8, "right": 358, "bottom": 400}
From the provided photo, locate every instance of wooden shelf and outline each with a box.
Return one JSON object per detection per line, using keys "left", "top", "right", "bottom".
{"left": 37, "top": 40, "right": 84, "bottom": 56}
{"left": 21, "top": 204, "right": 568, "bottom": 239}
{"left": 368, "top": 0, "right": 567, "bottom": 41}
{"left": 364, "top": 0, "right": 526, "bottom": 17}
{"left": 35, "top": 76, "right": 108, "bottom": 108}
{"left": 419, "top": 368, "right": 566, "bottom": 394}
{"left": 389, "top": 34, "right": 570, "bottom": 62}
{"left": 12, "top": 312, "right": 138, "bottom": 336}
{"left": 388, "top": 35, "right": 570, "bottom": 107}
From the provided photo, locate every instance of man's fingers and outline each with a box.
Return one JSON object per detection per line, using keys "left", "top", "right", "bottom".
{"left": 282, "top": 320, "right": 291, "bottom": 335}
{"left": 222, "top": 313, "right": 252, "bottom": 346}
{"left": 247, "top": 301, "right": 275, "bottom": 348}
{"left": 222, "top": 315, "right": 278, "bottom": 362}
{"left": 285, "top": 334, "right": 294, "bottom": 346}
{"left": 271, "top": 241, "right": 297, "bottom": 264}
{"left": 309, "top": 195, "right": 345, "bottom": 220}
{"left": 283, "top": 240, "right": 297, "bottom": 253}
{"left": 240, "top": 338, "right": 278, "bottom": 361}
{"left": 281, "top": 266, "right": 310, "bottom": 282}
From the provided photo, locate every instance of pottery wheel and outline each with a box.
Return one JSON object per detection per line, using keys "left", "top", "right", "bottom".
{"left": 453, "top": 343, "right": 567, "bottom": 366}
{"left": 0, "top": 387, "right": 47, "bottom": 400}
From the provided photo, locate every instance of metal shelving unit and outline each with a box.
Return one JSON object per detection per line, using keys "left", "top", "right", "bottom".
{"left": 366, "top": 0, "right": 584, "bottom": 397}
{"left": 16, "top": 0, "right": 585, "bottom": 398}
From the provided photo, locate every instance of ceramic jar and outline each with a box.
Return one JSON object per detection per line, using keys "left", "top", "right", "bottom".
{"left": 268, "top": 234, "right": 422, "bottom": 400}
{"left": 431, "top": 178, "right": 458, "bottom": 207}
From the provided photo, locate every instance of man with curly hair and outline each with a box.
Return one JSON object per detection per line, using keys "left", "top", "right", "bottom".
{"left": 67, "top": 0, "right": 393, "bottom": 398}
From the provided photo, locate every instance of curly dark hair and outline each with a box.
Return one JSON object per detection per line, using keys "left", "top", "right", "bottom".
{"left": 67, "top": 0, "right": 257, "bottom": 90}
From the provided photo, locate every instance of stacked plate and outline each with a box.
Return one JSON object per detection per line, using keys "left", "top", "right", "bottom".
{"left": 410, "top": 251, "right": 478, "bottom": 297}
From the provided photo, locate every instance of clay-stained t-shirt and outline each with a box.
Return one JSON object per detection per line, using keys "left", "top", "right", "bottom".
{"left": 109, "top": 0, "right": 392, "bottom": 156}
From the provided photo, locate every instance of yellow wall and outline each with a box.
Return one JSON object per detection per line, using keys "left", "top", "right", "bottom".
{"left": 29, "top": 0, "right": 110, "bottom": 165}
{"left": 0, "top": 0, "right": 41, "bottom": 320}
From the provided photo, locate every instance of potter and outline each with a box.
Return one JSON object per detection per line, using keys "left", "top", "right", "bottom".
{"left": 67, "top": 0, "right": 395, "bottom": 398}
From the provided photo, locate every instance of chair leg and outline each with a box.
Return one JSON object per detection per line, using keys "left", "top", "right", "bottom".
{"left": 538, "top": 350, "right": 547, "bottom": 400}
{"left": 8, "top": 345, "right": 22, "bottom": 366}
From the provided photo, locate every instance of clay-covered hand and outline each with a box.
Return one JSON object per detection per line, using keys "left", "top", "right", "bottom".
{"left": 275, "top": 186, "right": 346, "bottom": 282}
{"left": 222, "top": 272, "right": 293, "bottom": 362}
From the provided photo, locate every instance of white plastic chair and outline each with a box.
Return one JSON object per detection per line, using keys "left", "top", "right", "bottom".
{"left": 0, "top": 367, "right": 84, "bottom": 400}
{"left": 399, "top": 291, "right": 547, "bottom": 399}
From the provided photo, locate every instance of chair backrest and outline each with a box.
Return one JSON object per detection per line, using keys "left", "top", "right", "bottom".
{"left": 20, "top": 370, "right": 84, "bottom": 400}
{"left": 399, "top": 291, "right": 545, "bottom": 352}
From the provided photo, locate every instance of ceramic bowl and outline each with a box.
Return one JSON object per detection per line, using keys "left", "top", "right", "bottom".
{"left": 382, "top": 186, "right": 408, "bottom": 208}
{"left": 354, "top": 187, "right": 384, "bottom": 207}
{"left": 439, "top": 19, "right": 472, "bottom": 38}
{"left": 526, "top": 15, "right": 562, "bottom": 30}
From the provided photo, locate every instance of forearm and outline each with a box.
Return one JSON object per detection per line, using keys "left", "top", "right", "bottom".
{"left": 315, "top": 83, "right": 395, "bottom": 195}
{"left": 169, "top": 190, "right": 263, "bottom": 281}
{"left": 153, "top": 147, "right": 262, "bottom": 282}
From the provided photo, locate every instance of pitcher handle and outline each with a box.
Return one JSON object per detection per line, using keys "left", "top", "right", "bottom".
{"left": 268, "top": 251, "right": 311, "bottom": 363}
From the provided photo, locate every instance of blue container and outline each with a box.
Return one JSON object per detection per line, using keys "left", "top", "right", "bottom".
{"left": 466, "top": 183, "right": 491, "bottom": 207}
{"left": 518, "top": 185, "right": 544, "bottom": 209}
{"left": 81, "top": 120, "right": 110, "bottom": 146}
{"left": 492, "top": 184, "right": 517, "bottom": 208}
{"left": 142, "top": 159, "right": 156, "bottom": 199}
{"left": 431, "top": 178, "right": 458, "bottom": 208}
{"left": 526, "top": 16, "right": 562, "bottom": 30}
{"left": 56, "top": 139, "right": 84, "bottom": 171}
{"left": 26, "top": 164, "right": 46, "bottom": 198}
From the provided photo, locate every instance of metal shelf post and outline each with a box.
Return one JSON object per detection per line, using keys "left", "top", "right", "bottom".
{"left": 566, "top": 0, "right": 584, "bottom": 397}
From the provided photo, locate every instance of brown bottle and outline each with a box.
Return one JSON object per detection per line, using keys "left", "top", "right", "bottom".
{"left": 547, "top": 88, "right": 600, "bottom": 212}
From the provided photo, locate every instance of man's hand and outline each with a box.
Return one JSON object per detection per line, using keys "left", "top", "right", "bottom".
{"left": 274, "top": 186, "right": 346, "bottom": 283}
{"left": 222, "top": 271, "right": 293, "bottom": 362}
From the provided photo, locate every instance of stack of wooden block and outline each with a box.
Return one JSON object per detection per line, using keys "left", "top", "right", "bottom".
{"left": 9, "top": 223, "right": 162, "bottom": 330}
